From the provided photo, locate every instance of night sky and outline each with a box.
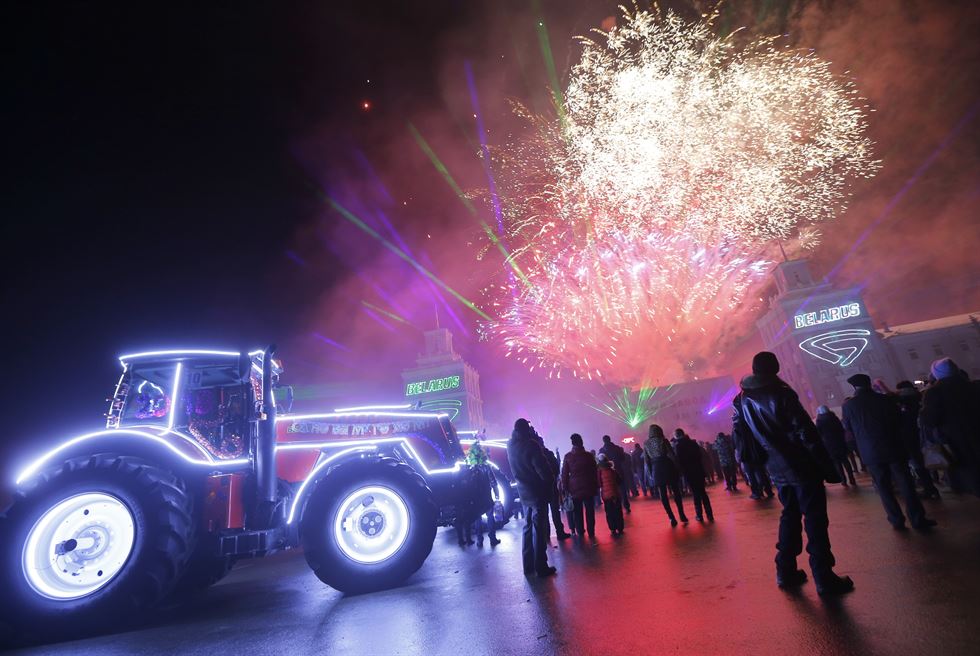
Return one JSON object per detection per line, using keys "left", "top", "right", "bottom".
{"left": 4, "top": 1, "right": 979, "bottom": 480}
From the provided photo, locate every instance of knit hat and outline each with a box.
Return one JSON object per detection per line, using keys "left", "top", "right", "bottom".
{"left": 597, "top": 453, "right": 608, "bottom": 462}
{"left": 752, "top": 351, "right": 780, "bottom": 375}
{"left": 817, "top": 405, "right": 830, "bottom": 414}
{"left": 847, "top": 373, "right": 871, "bottom": 388}
{"left": 930, "top": 357, "right": 959, "bottom": 381}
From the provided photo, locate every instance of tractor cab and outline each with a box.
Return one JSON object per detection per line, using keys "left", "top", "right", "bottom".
{"left": 107, "top": 350, "right": 287, "bottom": 461}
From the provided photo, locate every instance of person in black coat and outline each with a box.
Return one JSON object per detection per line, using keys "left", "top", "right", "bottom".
{"left": 506, "top": 418, "right": 557, "bottom": 577}
{"left": 733, "top": 352, "right": 853, "bottom": 596}
{"left": 675, "top": 429, "right": 714, "bottom": 521}
{"left": 643, "top": 424, "right": 688, "bottom": 526}
{"left": 534, "top": 430, "right": 572, "bottom": 540}
{"left": 921, "top": 358, "right": 980, "bottom": 496}
{"left": 843, "top": 374, "right": 936, "bottom": 532}
{"left": 816, "top": 406, "right": 856, "bottom": 487}
{"left": 895, "top": 381, "right": 940, "bottom": 498}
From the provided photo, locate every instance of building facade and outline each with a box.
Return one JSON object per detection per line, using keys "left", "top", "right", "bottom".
{"left": 879, "top": 313, "right": 980, "bottom": 383}
{"left": 400, "top": 328, "right": 485, "bottom": 431}
{"left": 757, "top": 259, "right": 980, "bottom": 412}
{"left": 757, "top": 259, "right": 897, "bottom": 412}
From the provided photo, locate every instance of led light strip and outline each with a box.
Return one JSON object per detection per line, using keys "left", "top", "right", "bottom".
{"left": 14, "top": 430, "right": 250, "bottom": 485}
{"left": 286, "top": 447, "right": 378, "bottom": 523}
{"left": 332, "top": 404, "right": 413, "bottom": 413}
{"left": 281, "top": 412, "right": 449, "bottom": 421}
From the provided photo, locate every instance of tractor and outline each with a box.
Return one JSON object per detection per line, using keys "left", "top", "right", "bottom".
{"left": 0, "top": 347, "right": 517, "bottom": 631}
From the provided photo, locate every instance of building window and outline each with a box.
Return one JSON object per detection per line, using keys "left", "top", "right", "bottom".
{"left": 908, "top": 349, "right": 919, "bottom": 361}
{"left": 932, "top": 344, "right": 943, "bottom": 356}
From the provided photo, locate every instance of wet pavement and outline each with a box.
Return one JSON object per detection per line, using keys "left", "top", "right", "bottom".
{"left": 5, "top": 472, "right": 980, "bottom": 655}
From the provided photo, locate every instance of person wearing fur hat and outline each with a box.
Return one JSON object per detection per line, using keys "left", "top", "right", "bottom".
{"left": 732, "top": 351, "right": 854, "bottom": 596}
{"left": 843, "top": 374, "right": 936, "bottom": 532}
{"left": 921, "top": 358, "right": 980, "bottom": 496}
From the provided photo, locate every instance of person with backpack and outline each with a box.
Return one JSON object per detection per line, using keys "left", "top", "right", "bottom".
{"left": 643, "top": 424, "right": 688, "bottom": 526}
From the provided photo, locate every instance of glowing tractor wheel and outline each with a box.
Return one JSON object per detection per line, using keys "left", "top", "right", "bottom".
{"left": 23, "top": 493, "right": 136, "bottom": 600}
{"left": 302, "top": 459, "right": 437, "bottom": 594}
{"left": 334, "top": 486, "right": 410, "bottom": 564}
{"left": 0, "top": 454, "right": 194, "bottom": 633}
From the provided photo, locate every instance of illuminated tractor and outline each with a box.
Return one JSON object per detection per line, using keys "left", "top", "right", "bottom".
{"left": 0, "top": 347, "right": 515, "bottom": 631}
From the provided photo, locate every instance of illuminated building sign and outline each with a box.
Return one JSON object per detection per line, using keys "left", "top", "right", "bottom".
{"left": 405, "top": 375, "right": 460, "bottom": 396}
{"left": 794, "top": 302, "right": 861, "bottom": 330}
{"left": 798, "top": 329, "right": 870, "bottom": 367}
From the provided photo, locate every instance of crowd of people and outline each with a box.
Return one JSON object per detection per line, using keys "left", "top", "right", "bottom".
{"left": 495, "top": 351, "right": 980, "bottom": 594}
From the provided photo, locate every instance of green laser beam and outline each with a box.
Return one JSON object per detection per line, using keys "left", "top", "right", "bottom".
{"left": 533, "top": 12, "right": 567, "bottom": 130}
{"left": 361, "top": 300, "right": 412, "bottom": 326}
{"left": 407, "top": 122, "right": 533, "bottom": 289}
{"left": 323, "top": 194, "right": 492, "bottom": 321}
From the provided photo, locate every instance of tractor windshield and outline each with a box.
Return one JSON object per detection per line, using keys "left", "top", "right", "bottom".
{"left": 120, "top": 363, "right": 180, "bottom": 428}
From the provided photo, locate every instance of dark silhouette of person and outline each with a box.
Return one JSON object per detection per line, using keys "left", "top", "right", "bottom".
{"left": 675, "top": 429, "right": 714, "bottom": 522}
{"left": 531, "top": 429, "right": 572, "bottom": 540}
{"left": 732, "top": 351, "right": 853, "bottom": 596}
{"left": 506, "top": 418, "right": 557, "bottom": 577}
{"left": 643, "top": 424, "right": 688, "bottom": 526}
{"left": 599, "top": 434, "right": 632, "bottom": 512}
{"left": 921, "top": 358, "right": 980, "bottom": 496}
{"left": 561, "top": 433, "right": 599, "bottom": 539}
{"left": 815, "top": 406, "right": 857, "bottom": 487}
{"left": 893, "top": 381, "right": 940, "bottom": 499}
{"left": 843, "top": 374, "right": 936, "bottom": 532}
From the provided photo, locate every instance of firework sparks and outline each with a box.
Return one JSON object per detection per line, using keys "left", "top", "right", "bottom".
{"left": 481, "top": 7, "right": 879, "bottom": 384}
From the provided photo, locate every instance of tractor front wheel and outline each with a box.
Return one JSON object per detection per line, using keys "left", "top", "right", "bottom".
{"left": 301, "top": 459, "right": 437, "bottom": 594}
{"left": 0, "top": 454, "right": 194, "bottom": 634}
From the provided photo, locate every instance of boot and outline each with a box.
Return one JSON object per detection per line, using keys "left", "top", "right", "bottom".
{"left": 776, "top": 568, "right": 808, "bottom": 589}
{"left": 815, "top": 572, "right": 855, "bottom": 596}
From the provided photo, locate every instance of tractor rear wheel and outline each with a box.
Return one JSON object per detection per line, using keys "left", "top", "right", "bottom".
{"left": 0, "top": 454, "right": 194, "bottom": 634}
{"left": 301, "top": 458, "right": 437, "bottom": 594}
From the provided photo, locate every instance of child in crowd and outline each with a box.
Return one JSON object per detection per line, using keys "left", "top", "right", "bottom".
{"left": 597, "top": 454, "right": 625, "bottom": 535}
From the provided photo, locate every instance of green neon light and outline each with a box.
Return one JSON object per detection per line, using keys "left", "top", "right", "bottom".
{"left": 406, "top": 375, "right": 461, "bottom": 396}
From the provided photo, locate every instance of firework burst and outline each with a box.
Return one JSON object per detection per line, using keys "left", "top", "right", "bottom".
{"left": 482, "top": 7, "right": 879, "bottom": 385}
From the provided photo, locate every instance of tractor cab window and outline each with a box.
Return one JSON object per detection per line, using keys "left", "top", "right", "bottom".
{"left": 121, "top": 364, "right": 179, "bottom": 428}
{"left": 180, "top": 363, "right": 250, "bottom": 460}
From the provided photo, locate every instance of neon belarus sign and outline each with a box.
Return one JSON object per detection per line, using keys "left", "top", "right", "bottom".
{"left": 405, "top": 375, "right": 460, "bottom": 396}
{"left": 794, "top": 302, "right": 861, "bottom": 330}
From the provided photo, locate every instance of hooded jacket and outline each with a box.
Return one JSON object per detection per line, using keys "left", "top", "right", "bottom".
{"left": 732, "top": 373, "right": 823, "bottom": 486}
{"left": 842, "top": 387, "right": 906, "bottom": 465}
{"left": 506, "top": 431, "right": 554, "bottom": 506}
{"left": 561, "top": 445, "right": 599, "bottom": 500}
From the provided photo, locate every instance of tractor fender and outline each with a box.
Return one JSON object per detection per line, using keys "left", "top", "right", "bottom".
{"left": 285, "top": 446, "right": 401, "bottom": 526}
{"left": 13, "top": 428, "right": 250, "bottom": 489}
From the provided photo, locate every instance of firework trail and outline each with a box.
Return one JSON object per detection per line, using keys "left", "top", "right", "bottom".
{"left": 481, "top": 7, "right": 879, "bottom": 385}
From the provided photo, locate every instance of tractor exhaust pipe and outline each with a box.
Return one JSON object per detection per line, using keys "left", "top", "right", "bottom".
{"left": 253, "top": 344, "right": 278, "bottom": 528}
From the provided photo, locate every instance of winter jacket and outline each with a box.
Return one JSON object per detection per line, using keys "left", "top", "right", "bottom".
{"left": 815, "top": 411, "right": 849, "bottom": 461}
{"left": 561, "top": 445, "right": 599, "bottom": 500}
{"left": 457, "top": 464, "right": 496, "bottom": 520}
{"left": 842, "top": 388, "right": 906, "bottom": 466}
{"left": 507, "top": 432, "right": 555, "bottom": 506}
{"left": 597, "top": 462, "right": 621, "bottom": 501}
{"left": 699, "top": 444, "right": 714, "bottom": 476}
{"left": 921, "top": 376, "right": 980, "bottom": 494}
{"left": 713, "top": 434, "right": 736, "bottom": 467}
{"left": 731, "top": 373, "right": 824, "bottom": 486}
{"left": 642, "top": 436, "right": 678, "bottom": 487}
{"left": 675, "top": 435, "right": 706, "bottom": 481}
